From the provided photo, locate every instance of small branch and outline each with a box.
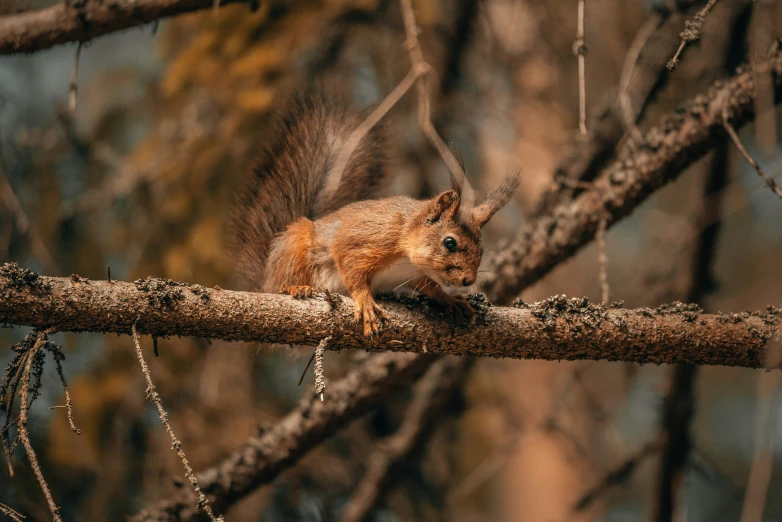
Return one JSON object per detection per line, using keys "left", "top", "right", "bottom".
{"left": 324, "top": 65, "right": 426, "bottom": 202}
{"left": 131, "top": 324, "right": 223, "bottom": 522}
{"left": 0, "top": 502, "right": 25, "bottom": 522}
{"left": 574, "top": 0, "right": 587, "bottom": 136}
{"left": 398, "top": 0, "right": 475, "bottom": 210}
{"left": 0, "top": 0, "right": 252, "bottom": 55}
{"left": 667, "top": 0, "right": 720, "bottom": 71}
{"left": 618, "top": 15, "right": 659, "bottom": 140}
{"left": 484, "top": 45, "right": 782, "bottom": 303}
{"left": 17, "top": 331, "right": 62, "bottom": 522}
{"left": 339, "top": 357, "right": 470, "bottom": 522}
{"left": 1, "top": 267, "right": 779, "bottom": 368}
{"left": 572, "top": 435, "right": 663, "bottom": 512}
{"left": 722, "top": 106, "right": 782, "bottom": 200}
{"left": 314, "top": 336, "right": 329, "bottom": 401}
{"left": 131, "top": 352, "right": 433, "bottom": 522}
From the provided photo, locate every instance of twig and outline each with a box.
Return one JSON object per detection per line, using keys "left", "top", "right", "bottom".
{"left": 131, "top": 323, "right": 223, "bottom": 522}
{"left": 47, "top": 346, "right": 80, "bottom": 435}
{"left": 0, "top": 161, "right": 59, "bottom": 274}
{"left": 574, "top": 0, "right": 587, "bottom": 135}
{"left": 0, "top": 502, "right": 25, "bottom": 522}
{"left": 324, "top": 65, "right": 425, "bottom": 202}
{"left": 68, "top": 42, "right": 81, "bottom": 111}
{"left": 314, "top": 336, "right": 330, "bottom": 401}
{"left": 739, "top": 338, "right": 782, "bottom": 522}
{"left": 297, "top": 351, "right": 316, "bottom": 386}
{"left": 572, "top": 435, "right": 663, "bottom": 512}
{"left": 338, "top": 357, "right": 468, "bottom": 522}
{"left": 0, "top": 0, "right": 252, "bottom": 55}
{"left": 667, "top": 0, "right": 720, "bottom": 70}
{"left": 618, "top": 15, "right": 659, "bottom": 140}
{"left": 722, "top": 105, "right": 782, "bottom": 200}
{"left": 398, "top": 0, "right": 475, "bottom": 211}
{"left": 596, "top": 213, "right": 609, "bottom": 303}
{"left": 17, "top": 331, "right": 62, "bottom": 522}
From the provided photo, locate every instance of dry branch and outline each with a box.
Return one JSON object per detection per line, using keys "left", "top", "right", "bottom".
{"left": 0, "top": 266, "right": 779, "bottom": 368}
{"left": 129, "top": 351, "right": 434, "bottom": 522}
{"left": 339, "top": 357, "right": 470, "bottom": 522}
{"left": 0, "top": 0, "right": 250, "bottom": 55}
{"left": 484, "top": 45, "right": 782, "bottom": 304}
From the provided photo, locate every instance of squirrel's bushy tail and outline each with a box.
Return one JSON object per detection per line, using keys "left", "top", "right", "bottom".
{"left": 232, "top": 89, "right": 388, "bottom": 289}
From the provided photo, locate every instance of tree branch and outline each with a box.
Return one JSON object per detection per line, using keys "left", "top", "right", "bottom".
{"left": 0, "top": 0, "right": 251, "bottom": 55}
{"left": 0, "top": 266, "right": 778, "bottom": 368}
{"left": 129, "top": 351, "right": 434, "bottom": 522}
{"left": 486, "top": 44, "right": 782, "bottom": 304}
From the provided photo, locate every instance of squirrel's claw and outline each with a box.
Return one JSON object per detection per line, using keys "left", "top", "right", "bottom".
{"left": 279, "top": 284, "right": 316, "bottom": 299}
{"left": 439, "top": 294, "right": 475, "bottom": 325}
{"left": 355, "top": 300, "right": 388, "bottom": 336}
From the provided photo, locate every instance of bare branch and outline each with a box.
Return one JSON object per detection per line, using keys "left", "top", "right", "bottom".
{"left": 16, "top": 331, "right": 62, "bottom": 522}
{"left": 0, "top": 266, "right": 778, "bottom": 368}
{"left": 484, "top": 45, "right": 782, "bottom": 303}
{"left": 339, "top": 357, "right": 470, "bottom": 522}
{"left": 130, "top": 352, "right": 434, "bottom": 522}
{"left": 596, "top": 213, "right": 609, "bottom": 303}
{"left": 723, "top": 106, "right": 782, "bottom": 200}
{"left": 131, "top": 324, "right": 223, "bottom": 522}
{"left": 667, "top": 0, "right": 720, "bottom": 71}
{"left": 0, "top": 0, "right": 251, "bottom": 55}
{"left": 574, "top": 0, "right": 587, "bottom": 136}
{"left": 0, "top": 502, "right": 25, "bottom": 522}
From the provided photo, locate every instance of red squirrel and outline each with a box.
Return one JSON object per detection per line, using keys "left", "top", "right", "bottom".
{"left": 233, "top": 90, "right": 520, "bottom": 336}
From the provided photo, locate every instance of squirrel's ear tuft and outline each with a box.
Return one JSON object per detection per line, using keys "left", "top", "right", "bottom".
{"left": 470, "top": 169, "right": 521, "bottom": 228}
{"left": 426, "top": 190, "right": 461, "bottom": 225}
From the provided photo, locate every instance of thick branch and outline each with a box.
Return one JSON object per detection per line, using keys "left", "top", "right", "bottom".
{"left": 483, "top": 46, "right": 782, "bottom": 304}
{"left": 130, "top": 351, "right": 434, "bottom": 522}
{"left": 0, "top": 267, "right": 778, "bottom": 368}
{"left": 0, "top": 0, "right": 250, "bottom": 55}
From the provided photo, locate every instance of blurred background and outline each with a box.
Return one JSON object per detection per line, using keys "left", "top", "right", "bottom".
{"left": 1, "top": 0, "right": 782, "bottom": 520}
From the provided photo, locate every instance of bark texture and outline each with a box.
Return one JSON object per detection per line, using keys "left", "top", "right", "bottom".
{"left": 0, "top": 0, "right": 250, "bottom": 55}
{"left": 482, "top": 46, "right": 782, "bottom": 304}
{"left": 1, "top": 265, "right": 779, "bottom": 368}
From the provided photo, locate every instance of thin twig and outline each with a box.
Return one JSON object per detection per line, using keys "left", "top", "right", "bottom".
{"left": 0, "top": 502, "right": 25, "bottom": 522}
{"left": 574, "top": 0, "right": 587, "bottom": 135}
{"left": 398, "top": 0, "right": 475, "bottom": 211}
{"left": 739, "top": 339, "right": 781, "bottom": 522}
{"left": 314, "top": 336, "right": 330, "bottom": 402}
{"left": 297, "top": 351, "right": 316, "bottom": 386}
{"left": 68, "top": 42, "right": 81, "bottom": 111}
{"left": 618, "top": 15, "right": 659, "bottom": 140}
{"left": 596, "top": 213, "right": 609, "bottom": 303}
{"left": 131, "top": 323, "right": 223, "bottom": 522}
{"left": 17, "top": 331, "right": 62, "bottom": 522}
{"left": 323, "top": 65, "right": 425, "bottom": 201}
{"left": 722, "top": 106, "right": 782, "bottom": 200}
{"left": 47, "top": 349, "right": 80, "bottom": 435}
{"left": 667, "top": 0, "right": 720, "bottom": 70}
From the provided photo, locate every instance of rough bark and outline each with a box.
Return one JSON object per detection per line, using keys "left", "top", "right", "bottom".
{"left": 482, "top": 46, "right": 782, "bottom": 304}
{"left": 1, "top": 265, "right": 779, "bottom": 368}
{"left": 0, "top": 0, "right": 251, "bottom": 55}
{"left": 128, "top": 351, "right": 433, "bottom": 522}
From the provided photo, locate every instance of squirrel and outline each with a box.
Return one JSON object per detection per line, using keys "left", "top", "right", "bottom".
{"left": 233, "top": 89, "right": 520, "bottom": 336}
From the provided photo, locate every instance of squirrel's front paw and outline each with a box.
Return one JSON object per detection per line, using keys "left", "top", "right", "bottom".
{"left": 279, "top": 284, "right": 316, "bottom": 298}
{"left": 437, "top": 294, "right": 475, "bottom": 325}
{"left": 355, "top": 300, "right": 388, "bottom": 336}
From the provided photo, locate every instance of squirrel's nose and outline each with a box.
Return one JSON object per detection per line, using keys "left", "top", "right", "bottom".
{"left": 462, "top": 277, "right": 474, "bottom": 287}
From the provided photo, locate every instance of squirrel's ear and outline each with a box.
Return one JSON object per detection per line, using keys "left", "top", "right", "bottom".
{"left": 470, "top": 169, "right": 521, "bottom": 228}
{"left": 426, "top": 190, "right": 461, "bottom": 224}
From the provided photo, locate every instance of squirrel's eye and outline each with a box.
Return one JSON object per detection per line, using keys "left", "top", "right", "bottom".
{"left": 443, "top": 236, "right": 457, "bottom": 252}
